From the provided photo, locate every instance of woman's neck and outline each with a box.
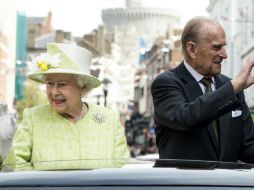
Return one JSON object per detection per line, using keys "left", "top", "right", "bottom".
{"left": 60, "top": 103, "right": 88, "bottom": 123}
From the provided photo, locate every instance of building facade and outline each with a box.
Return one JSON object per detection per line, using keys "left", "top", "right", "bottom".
{"left": 136, "top": 31, "right": 183, "bottom": 117}
{"left": 0, "top": 0, "right": 16, "bottom": 109}
{"left": 207, "top": 0, "right": 254, "bottom": 108}
{"left": 101, "top": 0, "right": 180, "bottom": 117}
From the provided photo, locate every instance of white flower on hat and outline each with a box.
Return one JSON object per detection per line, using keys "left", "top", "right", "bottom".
{"left": 34, "top": 53, "right": 60, "bottom": 72}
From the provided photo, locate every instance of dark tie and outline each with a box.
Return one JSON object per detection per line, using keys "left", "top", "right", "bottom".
{"left": 200, "top": 77, "right": 219, "bottom": 141}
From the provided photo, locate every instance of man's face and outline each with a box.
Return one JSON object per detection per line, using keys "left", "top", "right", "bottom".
{"left": 191, "top": 24, "right": 227, "bottom": 77}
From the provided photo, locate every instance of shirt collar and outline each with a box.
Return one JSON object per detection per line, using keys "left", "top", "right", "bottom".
{"left": 184, "top": 60, "right": 215, "bottom": 84}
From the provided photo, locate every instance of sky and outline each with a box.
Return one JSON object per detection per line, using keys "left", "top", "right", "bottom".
{"left": 15, "top": 0, "right": 209, "bottom": 37}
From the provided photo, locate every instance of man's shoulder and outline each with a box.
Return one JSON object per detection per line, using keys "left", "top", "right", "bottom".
{"left": 216, "top": 73, "right": 231, "bottom": 82}
{"left": 152, "top": 64, "right": 185, "bottom": 88}
{"left": 153, "top": 62, "right": 189, "bottom": 81}
{"left": 153, "top": 69, "right": 177, "bottom": 82}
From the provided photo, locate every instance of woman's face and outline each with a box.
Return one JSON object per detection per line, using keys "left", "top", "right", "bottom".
{"left": 44, "top": 74, "right": 84, "bottom": 115}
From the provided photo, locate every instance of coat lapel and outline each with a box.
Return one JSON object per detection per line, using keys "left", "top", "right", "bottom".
{"left": 218, "top": 112, "right": 231, "bottom": 159}
{"left": 214, "top": 75, "right": 230, "bottom": 158}
{"left": 175, "top": 64, "right": 223, "bottom": 156}
{"left": 175, "top": 63, "right": 203, "bottom": 100}
{"left": 206, "top": 123, "right": 220, "bottom": 156}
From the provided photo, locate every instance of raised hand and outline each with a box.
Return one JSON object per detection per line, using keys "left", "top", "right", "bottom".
{"left": 0, "top": 104, "right": 17, "bottom": 141}
{"left": 231, "top": 53, "right": 254, "bottom": 93}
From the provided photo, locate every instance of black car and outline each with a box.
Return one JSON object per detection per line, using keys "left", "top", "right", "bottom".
{"left": 1, "top": 159, "right": 254, "bottom": 190}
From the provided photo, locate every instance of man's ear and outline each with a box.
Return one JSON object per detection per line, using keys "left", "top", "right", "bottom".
{"left": 186, "top": 41, "right": 197, "bottom": 59}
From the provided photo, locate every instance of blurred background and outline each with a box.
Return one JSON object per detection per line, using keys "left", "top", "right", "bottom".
{"left": 1, "top": 0, "right": 254, "bottom": 157}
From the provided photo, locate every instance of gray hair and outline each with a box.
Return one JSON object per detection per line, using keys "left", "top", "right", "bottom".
{"left": 75, "top": 75, "right": 93, "bottom": 94}
{"left": 181, "top": 16, "right": 222, "bottom": 56}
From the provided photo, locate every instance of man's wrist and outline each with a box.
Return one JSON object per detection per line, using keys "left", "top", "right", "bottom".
{"left": 231, "top": 79, "right": 241, "bottom": 93}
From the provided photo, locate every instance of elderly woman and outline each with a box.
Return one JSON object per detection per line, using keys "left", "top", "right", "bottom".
{"left": 3, "top": 43, "right": 129, "bottom": 171}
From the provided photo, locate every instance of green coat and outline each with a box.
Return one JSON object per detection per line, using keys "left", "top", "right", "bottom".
{"left": 0, "top": 140, "right": 12, "bottom": 170}
{"left": 4, "top": 103, "right": 129, "bottom": 171}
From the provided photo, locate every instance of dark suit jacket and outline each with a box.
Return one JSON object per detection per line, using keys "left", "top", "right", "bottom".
{"left": 151, "top": 62, "right": 254, "bottom": 163}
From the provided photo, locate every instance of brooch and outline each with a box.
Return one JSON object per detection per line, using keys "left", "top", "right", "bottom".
{"left": 93, "top": 112, "right": 105, "bottom": 124}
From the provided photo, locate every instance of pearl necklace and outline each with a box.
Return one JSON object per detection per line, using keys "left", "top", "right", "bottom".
{"left": 78, "top": 103, "right": 87, "bottom": 120}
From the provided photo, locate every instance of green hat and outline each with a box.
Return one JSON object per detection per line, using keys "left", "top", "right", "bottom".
{"left": 28, "top": 43, "right": 101, "bottom": 90}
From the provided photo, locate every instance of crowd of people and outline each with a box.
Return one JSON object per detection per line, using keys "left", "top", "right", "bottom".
{"left": 1, "top": 16, "right": 254, "bottom": 171}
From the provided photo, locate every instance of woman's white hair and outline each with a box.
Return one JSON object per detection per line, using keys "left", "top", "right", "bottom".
{"left": 75, "top": 75, "right": 93, "bottom": 94}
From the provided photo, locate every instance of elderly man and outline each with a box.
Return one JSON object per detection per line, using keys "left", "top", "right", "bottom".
{"left": 152, "top": 16, "right": 254, "bottom": 163}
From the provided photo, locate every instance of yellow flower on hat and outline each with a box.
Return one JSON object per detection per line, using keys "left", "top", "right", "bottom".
{"left": 28, "top": 43, "right": 101, "bottom": 90}
{"left": 34, "top": 53, "right": 60, "bottom": 72}
{"left": 37, "top": 61, "right": 48, "bottom": 71}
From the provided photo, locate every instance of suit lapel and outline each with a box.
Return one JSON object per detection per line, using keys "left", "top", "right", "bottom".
{"left": 204, "top": 75, "right": 230, "bottom": 157}
{"left": 203, "top": 75, "right": 225, "bottom": 156}
{"left": 206, "top": 124, "right": 220, "bottom": 156}
{"left": 175, "top": 63, "right": 203, "bottom": 100}
{"left": 218, "top": 112, "right": 231, "bottom": 159}
{"left": 175, "top": 64, "right": 223, "bottom": 156}
{"left": 214, "top": 75, "right": 230, "bottom": 158}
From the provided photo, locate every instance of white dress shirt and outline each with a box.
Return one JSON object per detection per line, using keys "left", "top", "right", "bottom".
{"left": 184, "top": 61, "right": 215, "bottom": 94}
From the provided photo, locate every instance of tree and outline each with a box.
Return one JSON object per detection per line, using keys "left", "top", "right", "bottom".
{"left": 16, "top": 81, "right": 47, "bottom": 123}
